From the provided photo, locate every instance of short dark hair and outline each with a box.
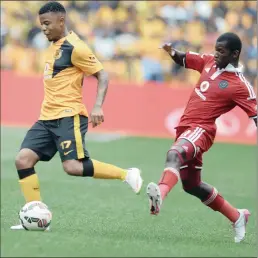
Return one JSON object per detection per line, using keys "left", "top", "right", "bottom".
{"left": 39, "top": 1, "right": 66, "bottom": 15}
{"left": 216, "top": 32, "right": 242, "bottom": 53}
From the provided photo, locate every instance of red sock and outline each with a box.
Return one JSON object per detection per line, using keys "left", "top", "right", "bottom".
{"left": 203, "top": 188, "right": 240, "bottom": 223}
{"left": 219, "top": 200, "right": 240, "bottom": 223}
{"left": 158, "top": 168, "right": 179, "bottom": 200}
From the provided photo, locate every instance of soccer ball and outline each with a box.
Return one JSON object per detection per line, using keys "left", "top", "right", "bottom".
{"left": 19, "top": 201, "right": 52, "bottom": 231}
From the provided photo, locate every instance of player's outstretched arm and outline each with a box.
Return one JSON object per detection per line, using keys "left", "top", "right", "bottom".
{"left": 90, "top": 69, "right": 109, "bottom": 128}
{"left": 159, "top": 43, "right": 186, "bottom": 66}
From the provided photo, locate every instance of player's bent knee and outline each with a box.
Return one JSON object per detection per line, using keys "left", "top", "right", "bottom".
{"left": 166, "top": 150, "right": 182, "bottom": 168}
{"left": 183, "top": 185, "right": 205, "bottom": 201}
{"left": 62, "top": 160, "right": 82, "bottom": 176}
{"left": 182, "top": 182, "right": 213, "bottom": 201}
{"left": 183, "top": 186, "right": 198, "bottom": 196}
{"left": 15, "top": 149, "right": 39, "bottom": 169}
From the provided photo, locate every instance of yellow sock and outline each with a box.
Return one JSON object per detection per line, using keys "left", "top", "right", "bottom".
{"left": 92, "top": 159, "right": 127, "bottom": 180}
{"left": 19, "top": 174, "right": 41, "bottom": 203}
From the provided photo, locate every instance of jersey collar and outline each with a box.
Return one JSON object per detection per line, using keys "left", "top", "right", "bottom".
{"left": 53, "top": 31, "right": 75, "bottom": 45}
{"left": 215, "top": 63, "right": 244, "bottom": 73}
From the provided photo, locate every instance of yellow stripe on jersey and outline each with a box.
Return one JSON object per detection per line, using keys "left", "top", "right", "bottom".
{"left": 74, "top": 114, "right": 84, "bottom": 159}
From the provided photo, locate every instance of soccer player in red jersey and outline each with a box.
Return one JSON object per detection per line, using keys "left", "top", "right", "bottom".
{"left": 146, "top": 32, "right": 257, "bottom": 243}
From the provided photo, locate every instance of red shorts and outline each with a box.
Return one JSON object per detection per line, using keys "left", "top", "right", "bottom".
{"left": 170, "top": 126, "right": 215, "bottom": 189}
{"left": 175, "top": 126, "right": 214, "bottom": 157}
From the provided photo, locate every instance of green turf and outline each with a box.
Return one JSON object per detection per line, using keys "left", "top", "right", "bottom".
{"left": 1, "top": 126, "right": 256, "bottom": 257}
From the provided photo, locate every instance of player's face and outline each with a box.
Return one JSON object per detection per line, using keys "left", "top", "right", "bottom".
{"left": 39, "top": 12, "right": 65, "bottom": 42}
{"left": 214, "top": 41, "right": 237, "bottom": 69}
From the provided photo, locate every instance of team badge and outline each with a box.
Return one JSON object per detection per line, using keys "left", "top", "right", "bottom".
{"left": 219, "top": 80, "right": 228, "bottom": 89}
{"left": 54, "top": 49, "right": 63, "bottom": 60}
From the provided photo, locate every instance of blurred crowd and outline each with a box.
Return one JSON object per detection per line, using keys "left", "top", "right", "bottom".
{"left": 1, "top": 1, "right": 257, "bottom": 88}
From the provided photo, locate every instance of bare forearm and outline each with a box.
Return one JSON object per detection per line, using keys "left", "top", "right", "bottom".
{"left": 93, "top": 70, "right": 109, "bottom": 107}
{"left": 168, "top": 49, "right": 186, "bottom": 66}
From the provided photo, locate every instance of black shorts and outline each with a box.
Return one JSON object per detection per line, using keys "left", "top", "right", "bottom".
{"left": 20, "top": 115, "right": 89, "bottom": 162}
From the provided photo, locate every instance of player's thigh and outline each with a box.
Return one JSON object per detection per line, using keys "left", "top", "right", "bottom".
{"left": 179, "top": 154, "right": 203, "bottom": 190}
{"left": 56, "top": 115, "right": 89, "bottom": 161}
{"left": 20, "top": 121, "right": 57, "bottom": 161}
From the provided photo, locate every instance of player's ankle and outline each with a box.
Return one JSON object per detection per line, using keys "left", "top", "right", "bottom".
{"left": 158, "top": 183, "right": 171, "bottom": 200}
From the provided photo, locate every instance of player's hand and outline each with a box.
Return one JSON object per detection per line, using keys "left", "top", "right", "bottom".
{"left": 159, "top": 43, "right": 175, "bottom": 56}
{"left": 90, "top": 105, "right": 104, "bottom": 128}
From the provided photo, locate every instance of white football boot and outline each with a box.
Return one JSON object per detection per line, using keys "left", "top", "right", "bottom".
{"left": 125, "top": 168, "right": 143, "bottom": 194}
{"left": 146, "top": 182, "right": 162, "bottom": 215}
{"left": 233, "top": 209, "right": 250, "bottom": 243}
{"left": 10, "top": 224, "right": 50, "bottom": 231}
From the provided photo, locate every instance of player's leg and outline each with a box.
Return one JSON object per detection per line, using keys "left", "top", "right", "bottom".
{"left": 56, "top": 115, "right": 143, "bottom": 194}
{"left": 11, "top": 121, "right": 57, "bottom": 230}
{"left": 180, "top": 159, "right": 219, "bottom": 207}
{"left": 146, "top": 126, "right": 210, "bottom": 214}
{"left": 15, "top": 121, "right": 57, "bottom": 202}
{"left": 146, "top": 135, "right": 195, "bottom": 214}
{"left": 181, "top": 158, "right": 250, "bottom": 243}
{"left": 15, "top": 148, "right": 40, "bottom": 203}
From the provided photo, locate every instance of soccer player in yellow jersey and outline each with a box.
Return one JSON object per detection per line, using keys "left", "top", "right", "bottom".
{"left": 11, "top": 1, "right": 143, "bottom": 230}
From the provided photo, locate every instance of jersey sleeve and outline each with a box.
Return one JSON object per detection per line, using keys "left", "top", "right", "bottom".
{"left": 184, "top": 51, "right": 213, "bottom": 73}
{"left": 232, "top": 80, "right": 257, "bottom": 119}
{"left": 71, "top": 42, "right": 103, "bottom": 76}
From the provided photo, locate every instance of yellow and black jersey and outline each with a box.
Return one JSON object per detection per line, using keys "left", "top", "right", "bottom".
{"left": 40, "top": 31, "right": 103, "bottom": 120}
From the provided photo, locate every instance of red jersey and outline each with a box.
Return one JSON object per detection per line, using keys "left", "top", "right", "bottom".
{"left": 177, "top": 51, "right": 257, "bottom": 137}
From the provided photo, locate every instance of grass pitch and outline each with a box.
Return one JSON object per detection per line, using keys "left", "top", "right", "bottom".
{"left": 1, "top": 126, "right": 256, "bottom": 257}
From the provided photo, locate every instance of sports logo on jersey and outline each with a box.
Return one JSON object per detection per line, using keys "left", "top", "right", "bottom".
{"left": 54, "top": 49, "right": 63, "bottom": 60}
{"left": 87, "top": 56, "right": 97, "bottom": 64}
{"left": 219, "top": 80, "right": 228, "bottom": 89}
